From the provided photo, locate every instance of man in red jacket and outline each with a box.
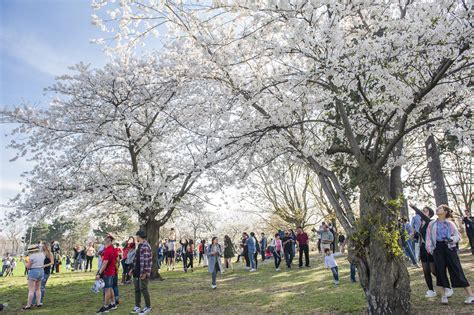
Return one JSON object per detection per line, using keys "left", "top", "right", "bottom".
{"left": 95, "top": 234, "right": 118, "bottom": 314}
{"left": 296, "top": 226, "right": 310, "bottom": 268}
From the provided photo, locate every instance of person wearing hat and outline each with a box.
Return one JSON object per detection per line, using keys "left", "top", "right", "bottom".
{"left": 23, "top": 244, "right": 45, "bottom": 310}
{"left": 130, "top": 230, "right": 152, "bottom": 314}
{"left": 95, "top": 234, "right": 118, "bottom": 314}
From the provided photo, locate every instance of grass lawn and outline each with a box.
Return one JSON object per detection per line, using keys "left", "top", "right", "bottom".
{"left": 1, "top": 250, "right": 473, "bottom": 314}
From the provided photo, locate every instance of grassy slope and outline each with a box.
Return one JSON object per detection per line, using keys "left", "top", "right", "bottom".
{"left": 1, "top": 250, "right": 473, "bottom": 314}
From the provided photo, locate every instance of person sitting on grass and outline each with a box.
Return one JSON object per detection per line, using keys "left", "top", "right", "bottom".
{"left": 95, "top": 234, "right": 118, "bottom": 314}
{"left": 130, "top": 230, "right": 152, "bottom": 314}
{"left": 324, "top": 248, "right": 339, "bottom": 285}
{"left": 207, "top": 236, "right": 224, "bottom": 289}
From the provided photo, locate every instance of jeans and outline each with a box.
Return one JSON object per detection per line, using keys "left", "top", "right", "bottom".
{"left": 284, "top": 249, "right": 294, "bottom": 267}
{"left": 261, "top": 247, "right": 266, "bottom": 261}
{"left": 298, "top": 244, "right": 309, "bottom": 267}
{"left": 211, "top": 262, "right": 218, "bottom": 285}
{"left": 273, "top": 252, "right": 281, "bottom": 269}
{"left": 350, "top": 263, "right": 357, "bottom": 282}
{"left": 133, "top": 277, "right": 150, "bottom": 308}
{"left": 248, "top": 251, "right": 256, "bottom": 269}
{"left": 331, "top": 266, "right": 339, "bottom": 281}
{"left": 113, "top": 274, "right": 119, "bottom": 302}
{"left": 32, "top": 273, "right": 50, "bottom": 304}
{"left": 404, "top": 242, "right": 417, "bottom": 265}
{"left": 157, "top": 256, "right": 164, "bottom": 269}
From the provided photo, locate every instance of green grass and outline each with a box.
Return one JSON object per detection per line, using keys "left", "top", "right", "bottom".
{"left": 1, "top": 250, "right": 473, "bottom": 314}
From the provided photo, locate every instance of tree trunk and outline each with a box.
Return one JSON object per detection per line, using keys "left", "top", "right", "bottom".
{"left": 425, "top": 135, "right": 448, "bottom": 206}
{"left": 390, "top": 140, "right": 408, "bottom": 218}
{"left": 353, "top": 168, "right": 411, "bottom": 315}
{"left": 141, "top": 218, "right": 162, "bottom": 280}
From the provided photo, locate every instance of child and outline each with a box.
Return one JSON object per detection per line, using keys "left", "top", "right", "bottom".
{"left": 324, "top": 248, "right": 339, "bottom": 285}
{"left": 65, "top": 255, "right": 71, "bottom": 271}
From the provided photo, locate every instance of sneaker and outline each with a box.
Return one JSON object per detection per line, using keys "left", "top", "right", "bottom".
{"left": 244, "top": 267, "right": 250, "bottom": 270}
{"left": 249, "top": 268, "right": 256, "bottom": 272}
{"left": 334, "top": 280, "right": 339, "bottom": 285}
{"left": 211, "top": 284, "right": 217, "bottom": 289}
{"left": 425, "top": 290, "right": 437, "bottom": 298}
{"left": 464, "top": 296, "right": 474, "bottom": 304}
{"left": 130, "top": 306, "right": 141, "bottom": 314}
{"left": 441, "top": 295, "right": 448, "bottom": 305}
{"left": 139, "top": 307, "right": 152, "bottom": 314}
{"left": 445, "top": 288, "right": 454, "bottom": 298}
{"left": 109, "top": 304, "right": 117, "bottom": 310}
{"left": 276, "top": 268, "right": 281, "bottom": 271}
{"left": 96, "top": 306, "right": 109, "bottom": 314}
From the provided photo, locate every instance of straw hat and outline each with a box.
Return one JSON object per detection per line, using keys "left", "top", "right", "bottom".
{"left": 26, "top": 244, "right": 40, "bottom": 253}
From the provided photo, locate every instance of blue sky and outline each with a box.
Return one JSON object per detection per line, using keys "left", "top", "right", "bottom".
{"left": 0, "top": 0, "right": 108, "bottom": 215}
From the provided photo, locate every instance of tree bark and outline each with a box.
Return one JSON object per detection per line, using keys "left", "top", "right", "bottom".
{"left": 425, "top": 135, "right": 449, "bottom": 206}
{"left": 141, "top": 218, "right": 162, "bottom": 280}
{"left": 390, "top": 140, "right": 408, "bottom": 218}
{"left": 353, "top": 168, "right": 411, "bottom": 315}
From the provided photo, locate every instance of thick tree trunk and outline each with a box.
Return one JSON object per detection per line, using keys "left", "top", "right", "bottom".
{"left": 425, "top": 135, "right": 449, "bottom": 206}
{"left": 353, "top": 169, "right": 411, "bottom": 315}
{"left": 141, "top": 218, "right": 162, "bottom": 280}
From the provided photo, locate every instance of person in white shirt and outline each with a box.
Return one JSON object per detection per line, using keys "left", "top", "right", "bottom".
{"left": 324, "top": 248, "right": 339, "bottom": 285}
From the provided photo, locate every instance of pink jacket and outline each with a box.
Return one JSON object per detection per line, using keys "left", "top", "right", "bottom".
{"left": 425, "top": 220, "right": 461, "bottom": 254}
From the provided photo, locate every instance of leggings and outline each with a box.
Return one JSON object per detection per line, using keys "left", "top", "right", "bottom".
{"left": 186, "top": 254, "right": 194, "bottom": 269}
{"left": 273, "top": 252, "right": 281, "bottom": 269}
{"left": 85, "top": 256, "right": 94, "bottom": 270}
{"left": 433, "top": 241, "right": 469, "bottom": 288}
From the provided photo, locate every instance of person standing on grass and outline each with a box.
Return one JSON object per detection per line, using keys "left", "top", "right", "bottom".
{"left": 281, "top": 231, "right": 294, "bottom": 268}
{"left": 179, "top": 238, "right": 189, "bottom": 272}
{"left": 130, "top": 230, "right": 152, "bottom": 314}
{"left": 260, "top": 233, "right": 267, "bottom": 262}
{"left": 198, "top": 239, "right": 205, "bottom": 266}
{"left": 32, "top": 242, "right": 54, "bottom": 306}
{"left": 207, "top": 236, "right": 224, "bottom": 289}
{"left": 338, "top": 234, "right": 346, "bottom": 254}
{"left": 186, "top": 239, "right": 194, "bottom": 272}
{"left": 296, "top": 226, "right": 310, "bottom": 268}
{"left": 271, "top": 233, "right": 283, "bottom": 271}
{"left": 324, "top": 248, "right": 339, "bottom": 285}
{"left": 320, "top": 224, "right": 334, "bottom": 255}
{"left": 167, "top": 232, "right": 176, "bottom": 271}
{"left": 223, "top": 235, "right": 235, "bottom": 271}
{"left": 121, "top": 238, "right": 133, "bottom": 284}
{"left": 112, "top": 243, "right": 122, "bottom": 305}
{"left": 156, "top": 240, "right": 165, "bottom": 271}
{"left": 425, "top": 205, "right": 474, "bottom": 305}
{"left": 22, "top": 244, "right": 45, "bottom": 310}
{"left": 247, "top": 232, "right": 257, "bottom": 272}
{"left": 86, "top": 242, "right": 96, "bottom": 272}
{"left": 462, "top": 209, "right": 474, "bottom": 255}
{"left": 399, "top": 217, "right": 419, "bottom": 267}
{"left": 241, "top": 232, "right": 250, "bottom": 270}
{"left": 95, "top": 234, "right": 118, "bottom": 314}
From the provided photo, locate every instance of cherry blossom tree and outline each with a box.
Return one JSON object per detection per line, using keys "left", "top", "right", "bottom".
{"left": 94, "top": 1, "right": 472, "bottom": 312}
{"left": 1, "top": 57, "right": 233, "bottom": 277}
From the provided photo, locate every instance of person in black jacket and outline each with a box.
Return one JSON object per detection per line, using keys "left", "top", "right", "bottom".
{"left": 463, "top": 209, "right": 474, "bottom": 255}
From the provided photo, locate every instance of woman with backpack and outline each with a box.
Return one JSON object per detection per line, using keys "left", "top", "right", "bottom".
{"left": 223, "top": 235, "right": 235, "bottom": 271}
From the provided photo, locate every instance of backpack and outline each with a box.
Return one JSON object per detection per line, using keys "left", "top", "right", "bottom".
{"left": 126, "top": 248, "right": 136, "bottom": 265}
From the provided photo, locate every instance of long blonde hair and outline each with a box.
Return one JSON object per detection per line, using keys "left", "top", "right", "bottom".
{"left": 42, "top": 242, "right": 54, "bottom": 261}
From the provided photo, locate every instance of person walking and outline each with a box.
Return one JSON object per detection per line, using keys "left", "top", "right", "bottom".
{"left": 22, "top": 244, "right": 45, "bottom": 310}
{"left": 462, "top": 209, "right": 474, "bottom": 255}
{"left": 410, "top": 204, "right": 440, "bottom": 298}
{"left": 207, "top": 236, "right": 224, "bottom": 289}
{"left": 223, "top": 235, "right": 235, "bottom": 271}
{"left": 338, "top": 234, "right": 346, "bottom": 254}
{"left": 271, "top": 233, "right": 283, "bottom": 271}
{"left": 130, "top": 230, "right": 152, "bottom": 314}
{"left": 425, "top": 205, "right": 474, "bottom": 305}
{"left": 86, "top": 242, "right": 96, "bottom": 272}
{"left": 282, "top": 231, "right": 294, "bottom": 268}
{"left": 260, "top": 233, "right": 267, "bottom": 262}
{"left": 95, "top": 234, "right": 118, "bottom": 314}
{"left": 241, "top": 232, "right": 250, "bottom": 270}
{"left": 247, "top": 232, "right": 257, "bottom": 272}
{"left": 198, "top": 239, "right": 205, "bottom": 266}
{"left": 179, "top": 239, "right": 189, "bottom": 272}
{"left": 296, "top": 226, "right": 310, "bottom": 268}
{"left": 324, "top": 248, "right": 339, "bottom": 285}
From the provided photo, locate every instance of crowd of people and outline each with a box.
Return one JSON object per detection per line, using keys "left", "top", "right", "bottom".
{"left": 2, "top": 205, "right": 473, "bottom": 313}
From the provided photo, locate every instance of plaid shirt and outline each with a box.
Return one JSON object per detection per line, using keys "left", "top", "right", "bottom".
{"left": 137, "top": 240, "right": 152, "bottom": 276}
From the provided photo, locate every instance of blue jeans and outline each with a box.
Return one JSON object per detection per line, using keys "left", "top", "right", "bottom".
{"left": 330, "top": 266, "right": 339, "bottom": 281}
{"left": 32, "top": 273, "right": 49, "bottom": 304}
{"left": 350, "top": 263, "right": 357, "bottom": 282}
{"left": 404, "top": 242, "right": 417, "bottom": 265}
{"left": 249, "top": 252, "right": 256, "bottom": 269}
{"left": 113, "top": 274, "right": 119, "bottom": 302}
